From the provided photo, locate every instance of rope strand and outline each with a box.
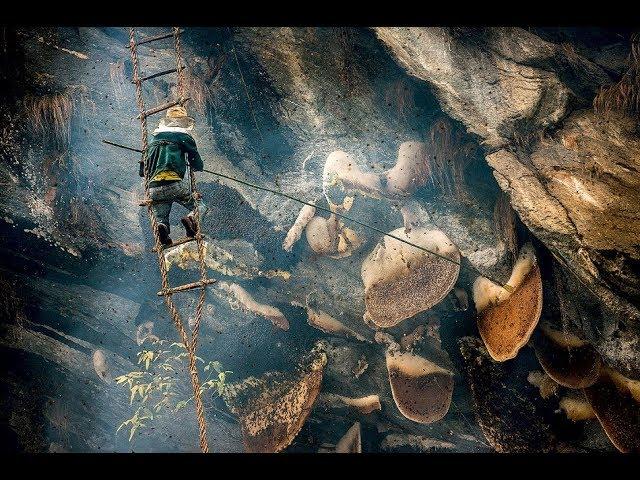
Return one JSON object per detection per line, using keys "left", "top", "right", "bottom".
{"left": 172, "top": 25, "right": 210, "bottom": 453}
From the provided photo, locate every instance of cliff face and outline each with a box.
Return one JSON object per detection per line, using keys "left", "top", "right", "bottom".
{"left": 376, "top": 27, "right": 640, "bottom": 379}
{"left": 0, "top": 26, "right": 637, "bottom": 453}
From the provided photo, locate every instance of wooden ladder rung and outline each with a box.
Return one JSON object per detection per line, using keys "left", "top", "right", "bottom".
{"left": 133, "top": 29, "right": 183, "bottom": 47}
{"left": 139, "top": 198, "right": 170, "bottom": 206}
{"left": 158, "top": 279, "right": 216, "bottom": 297}
{"left": 133, "top": 67, "right": 183, "bottom": 84}
{"left": 152, "top": 234, "right": 203, "bottom": 252}
{"left": 137, "top": 97, "right": 190, "bottom": 119}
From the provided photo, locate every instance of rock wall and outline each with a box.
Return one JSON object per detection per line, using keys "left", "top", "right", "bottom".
{"left": 1, "top": 26, "right": 637, "bottom": 452}
{"left": 377, "top": 27, "right": 640, "bottom": 379}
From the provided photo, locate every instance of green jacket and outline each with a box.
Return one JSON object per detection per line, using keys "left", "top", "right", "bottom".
{"left": 141, "top": 131, "right": 204, "bottom": 187}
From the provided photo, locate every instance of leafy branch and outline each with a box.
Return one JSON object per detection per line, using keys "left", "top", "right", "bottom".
{"left": 114, "top": 337, "right": 231, "bottom": 443}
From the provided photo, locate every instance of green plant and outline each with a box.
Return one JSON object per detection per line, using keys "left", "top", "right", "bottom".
{"left": 115, "top": 339, "right": 231, "bottom": 443}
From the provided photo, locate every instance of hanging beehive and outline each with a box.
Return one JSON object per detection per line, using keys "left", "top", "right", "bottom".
{"left": 377, "top": 327, "right": 454, "bottom": 425}
{"left": 473, "top": 243, "right": 542, "bottom": 361}
{"left": 222, "top": 343, "right": 327, "bottom": 453}
{"left": 322, "top": 150, "right": 383, "bottom": 206}
{"left": 305, "top": 214, "right": 363, "bottom": 258}
{"left": 362, "top": 228, "right": 460, "bottom": 328}
{"left": 384, "top": 141, "right": 430, "bottom": 197}
{"left": 533, "top": 323, "right": 601, "bottom": 388}
{"left": 386, "top": 351, "right": 454, "bottom": 424}
{"left": 584, "top": 367, "right": 640, "bottom": 453}
{"left": 335, "top": 422, "right": 362, "bottom": 453}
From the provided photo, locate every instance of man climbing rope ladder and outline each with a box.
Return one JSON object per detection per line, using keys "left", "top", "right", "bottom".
{"left": 142, "top": 105, "right": 208, "bottom": 246}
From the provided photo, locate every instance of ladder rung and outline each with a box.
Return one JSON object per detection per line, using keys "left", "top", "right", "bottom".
{"left": 158, "top": 279, "right": 216, "bottom": 297}
{"left": 133, "top": 29, "right": 183, "bottom": 47}
{"left": 139, "top": 199, "right": 170, "bottom": 206}
{"left": 152, "top": 234, "right": 203, "bottom": 252}
{"left": 133, "top": 67, "right": 183, "bottom": 84}
{"left": 137, "top": 97, "right": 190, "bottom": 119}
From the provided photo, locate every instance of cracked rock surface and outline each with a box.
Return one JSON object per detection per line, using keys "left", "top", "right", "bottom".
{"left": 378, "top": 27, "right": 640, "bottom": 379}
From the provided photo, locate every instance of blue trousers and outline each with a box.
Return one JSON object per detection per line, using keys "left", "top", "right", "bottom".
{"left": 148, "top": 174, "right": 208, "bottom": 233}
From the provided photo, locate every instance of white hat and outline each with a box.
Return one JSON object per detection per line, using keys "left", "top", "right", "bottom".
{"left": 157, "top": 105, "right": 195, "bottom": 130}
